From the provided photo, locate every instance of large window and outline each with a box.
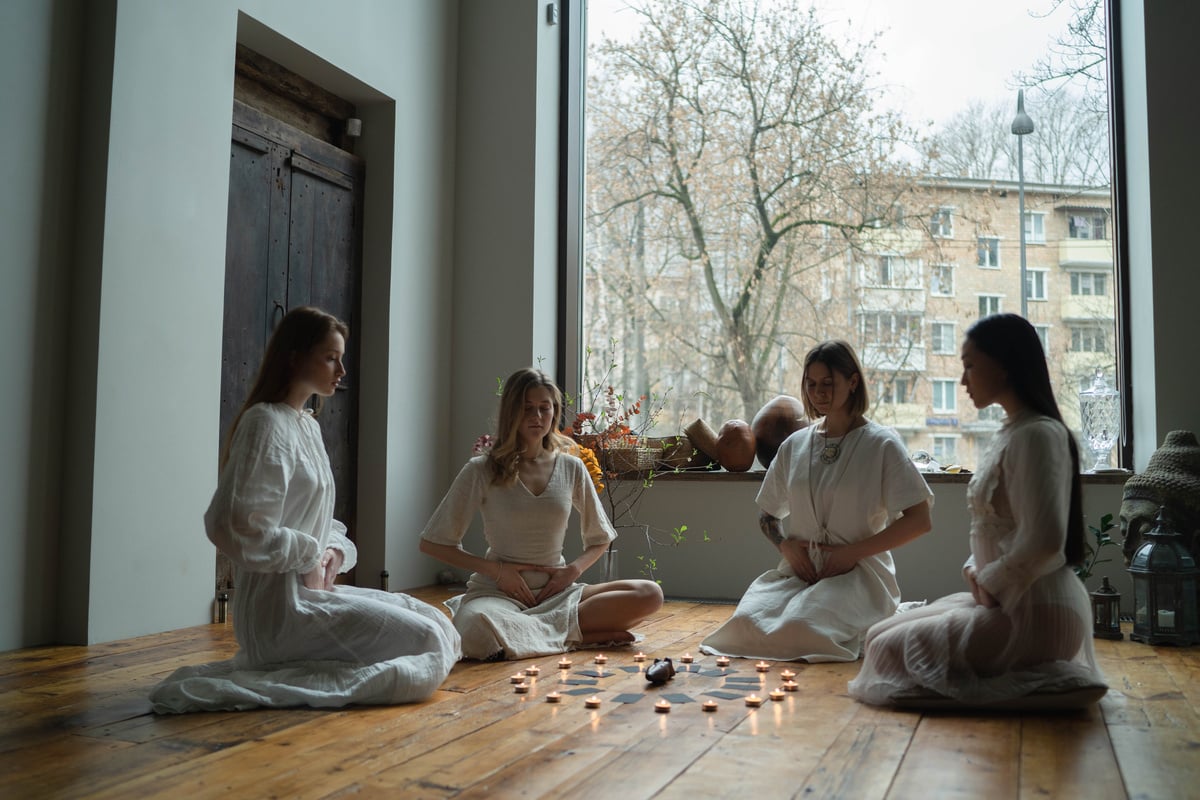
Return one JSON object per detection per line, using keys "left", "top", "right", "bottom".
{"left": 582, "top": 0, "right": 1120, "bottom": 469}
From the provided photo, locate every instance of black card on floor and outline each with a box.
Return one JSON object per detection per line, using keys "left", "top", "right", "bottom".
{"left": 705, "top": 690, "right": 747, "bottom": 700}
{"left": 576, "top": 669, "right": 610, "bottom": 678}
{"left": 724, "top": 676, "right": 763, "bottom": 684}
{"left": 660, "top": 693, "right": 695, "bottom": 704}
{"left": 562, "top": 678, "right": 598, "bottom": 686}
{"left": 563, "top": 687, "right": 598, "bottom": 696}
{"left": 617, "top": 665, "right": 642, "bottom": 673}
{"left": 611, "top": 693, "right": 645, "bottom": 704}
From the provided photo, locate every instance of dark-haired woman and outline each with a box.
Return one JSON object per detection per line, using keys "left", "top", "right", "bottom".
{"left": 420, "top": 367, "right": 663, "bottom": 661}
{"left": 151, "top": 307, "right": 460, "bottom": 712}
{"left": 849, "top": 314, "right": 1106, "bottom": 706}
{"left": 700, "top": 341, "right": 933, "bottom": 662}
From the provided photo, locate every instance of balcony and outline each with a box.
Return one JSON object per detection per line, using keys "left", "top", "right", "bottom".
{"left": 1058, "top": 239, "right": 1113, "bottom": 268}
{"left": 1061, "top": 293, "right": 1115, "bottom": 322}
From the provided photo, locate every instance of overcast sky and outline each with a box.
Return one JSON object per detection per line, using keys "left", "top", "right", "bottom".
{"left": 587, "top": 0, "right": 1070, "bottom": 130}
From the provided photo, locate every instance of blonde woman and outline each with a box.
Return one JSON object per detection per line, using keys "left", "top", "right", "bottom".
{"left": 420, "top": 368, "right": 663, "bottom": 660}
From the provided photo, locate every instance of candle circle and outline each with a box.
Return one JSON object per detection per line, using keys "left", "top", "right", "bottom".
{"left": 783, "top": 680, "right": 799, "bottom": 692}
{"left": 769, "top": 689, "right": 785, "bottom": 701}
{"left": 633, "top": 652, "right": 646, "bottom": 662}
{"left": 524, "top": 666, "right": 540, "bottom": 677}
{"left": 655, "top": 699, "right": 671, "bottom": 713}
{"left": 558, "top": 658, "right": 572, "bottom": 669}
{"left": 510, "top": 674, "right": 525, "bottom": 683}
{"left": 680, "top": 653, "right": 694, "bottom": 664}
{"left": 514, "top": 683, "right": 530, "bottom": 694}
{"left": 780, "top": 669, "right": 796, "bottom": 680}
{"left": 702, "top": 700, "right": 719, "bottom": 712}
{"left": 585, "top": 696, "right": 602, "bottom": 708}
{"left": 546, "top": 692, "right": 562, "bottom": 703}
{"left": 745, "top": 694, "right": 764, "bottom": 707}
{"left": 715, "top": 656, "right": 731, "bottom": 667}
{"left": 594, "top": 654, "right": 608, "bottom": 664}
{"left": 755, "top": 661, "right": 770, "bottom": 672}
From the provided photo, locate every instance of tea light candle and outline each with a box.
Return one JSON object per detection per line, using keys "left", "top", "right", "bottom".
{"left": 585, "top": 696, "right": 602, "bottom": 709}
{"left": 594, "top": 654, "right": 608, "bottom": 665}
{"left": 524, "top": 666, "right": 541, "bottom": 677}
{"left": 655, "top": 699, "right": 672, "bottom": 713}
{"left": 558, "top": 657, "right": 572, "bottom": 669}
{"left": 769, "top": 689, "right": 785, "bottom": 701}
{"left": 510, "top": 673, "right": 525, "bottom": 684}
{"left": 633, "top": 652, "right": 646, "bottom": 662}
{"left": 783, "top": 680, "right": 799, "bottom": 692}
{"left": 513, "top": 683, "right": 530, "bottom": 694}
{"left": 545, "top": 691, "right": 562, "bottom": 703}
{"left": 780, "top": 668, "right": 796, "bottom": 680}
{"left": 680, "top": 653, "right": 694, "bottom": 664}
{"left": 745, "top": 694, "right": 764, "bottom": 707}
{"left": 755, "top": 661, "right": 770, "bottom": 672}
{"left": 715, "top": 656, "right": 731, "bottom": 668}
{"left": 702, "top": 700, "right": 718, "bottom": 712}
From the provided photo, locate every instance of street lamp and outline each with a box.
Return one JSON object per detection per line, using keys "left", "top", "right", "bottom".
{"left": 1011, "top": 90, "right": 1035, "bottom": 318}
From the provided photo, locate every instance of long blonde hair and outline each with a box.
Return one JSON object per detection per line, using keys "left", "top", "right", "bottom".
{"left": 221, "top": 306, "right": 348, "bottom": 470}
{"left": 488, "top": 368, "right": 574, "bottom": 485}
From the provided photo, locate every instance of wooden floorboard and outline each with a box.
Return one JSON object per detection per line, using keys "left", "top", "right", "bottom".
{"left": 1, "top": 586, "right": 1197, "bottom": 799}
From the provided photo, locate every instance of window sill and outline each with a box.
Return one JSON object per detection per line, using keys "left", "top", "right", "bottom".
{"left": 647, "top": 468, "right": 1132, "bottom": 486}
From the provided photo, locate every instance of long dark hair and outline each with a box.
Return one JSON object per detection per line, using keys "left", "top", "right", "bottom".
{"left": 966, "top": 313, "right": 1084, "bottom": 564}
{"left": 221, "top": 306, "right": 349, "bottom": 470}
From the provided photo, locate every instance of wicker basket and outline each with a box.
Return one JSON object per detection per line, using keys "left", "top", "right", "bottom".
{"left": 646, "top": 435, "right": 712, "bottom": 470}
{"left": 604, "top": 444, "right": 657, "bottom": 474}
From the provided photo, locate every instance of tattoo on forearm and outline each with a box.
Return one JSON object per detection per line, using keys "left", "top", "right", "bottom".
{"left": 759, "top": 512, "right": 784, "bottom": 547}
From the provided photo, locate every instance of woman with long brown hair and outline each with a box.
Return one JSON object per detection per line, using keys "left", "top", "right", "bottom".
{"left": 151, "top": 307, "right": 460, "bottom": 712}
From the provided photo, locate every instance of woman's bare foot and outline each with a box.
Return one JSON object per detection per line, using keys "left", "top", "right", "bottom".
{"left": 580, "top": 630, "right": 635, "bottom": 645}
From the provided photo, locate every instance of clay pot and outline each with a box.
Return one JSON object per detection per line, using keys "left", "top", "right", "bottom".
{"left": 716, "top": 419, "right": 756, "bottom": 472}
{"left": 751, "top": 395, "right": 808, "bottom": 469}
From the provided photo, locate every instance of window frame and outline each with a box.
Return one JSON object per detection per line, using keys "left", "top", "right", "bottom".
{"left": 931, "top": 378, "right": 958, "bottom": 414}
{"left": 977, "top": 236, "right": 1001, "bottom": 269}
{"left": 1026, "top": 268, "right": 1049, "bottom": 302}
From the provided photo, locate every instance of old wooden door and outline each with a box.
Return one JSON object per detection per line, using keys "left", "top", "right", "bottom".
{"left": 217, "top": 99, "right": 364, "bottom": 591}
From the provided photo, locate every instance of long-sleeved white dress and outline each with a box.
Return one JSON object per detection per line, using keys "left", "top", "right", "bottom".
{"left": 700, "top": 421, "right": 933, "bottom": 662}
{"left": 150, "top": 403, "right": 461, "bottom": 713}
{"left": 420, "top": 453, "right": 616, "bottom": 660}
{"left": 848, "top": 411, "right": 1107, "bottom": 706}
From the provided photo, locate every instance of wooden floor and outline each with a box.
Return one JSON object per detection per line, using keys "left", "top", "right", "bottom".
{"left": 2, "top": 586, "right": 1198, "bottom": 799}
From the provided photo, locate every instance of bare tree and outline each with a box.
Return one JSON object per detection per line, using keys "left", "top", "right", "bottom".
{"left": 1020, "top": 0, "right": 1109, "bottom": 118}
{"left": 586, "top": 0, "right": 921, "bottom": 420}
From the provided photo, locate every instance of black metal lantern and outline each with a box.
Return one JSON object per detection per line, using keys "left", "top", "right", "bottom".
{"left": 1090, "top": 576, "right": 1123, "bottom": 640}
{"left": 1128, "top": 508, "right": 1200, "bottom": 646}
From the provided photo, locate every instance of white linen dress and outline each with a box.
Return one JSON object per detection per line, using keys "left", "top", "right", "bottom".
{"left": 700, "top": 421, "right": 933, "bottom": 662}
{"left": 150, "top": 403, "right": 461, "bottom": 713}
{"left": 848, "top": 411, "right": 1107, "bottom": 705}
{"left": 420, "top": 453, "right": 617, "bottom": 660}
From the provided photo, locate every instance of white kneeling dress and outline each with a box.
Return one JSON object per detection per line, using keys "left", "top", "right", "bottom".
{"left": 700, "top": 420, "right": 933, "bottom": 662}
{"left": 150, "top": 403, "right": 461, "bottom": 713}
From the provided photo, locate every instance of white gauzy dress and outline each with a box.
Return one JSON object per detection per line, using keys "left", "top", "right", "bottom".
{"left": 150, "top": 403, "right": 461, "bottom": 713}
{"left": 848, "top": 412, "right": 1107, "bottom": 705}
{"left": 700, "top": 421, "right": 933, "bottom": 662}
{"left": 420, "top": 453, "right": 617, "bottom": 660}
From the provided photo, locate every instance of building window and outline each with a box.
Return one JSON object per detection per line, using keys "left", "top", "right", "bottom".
{"left": 977, "top": 236, "right": 1000, "bottom": 268}
{"left": 863, "top": 254, "right": 918, "bottom": 288}
{"left": 1070, "top": 324, "right": 1108, "bottom": 353}
{"left": 874, "top": 375, "right": 912, "bottom": 404}
{"left": 930, "top": 264, "right": 955, "bottom": 296}
{"left": 930, "top": 322, "right": 957, "bottom": 355}
{"left": 930, "top": 207, "right": 954, "bottom": 238}
{"left": 1069, "top": 212, "right": 1107, "bottom": 240}
{"left": 932, "top": 379, "right": 957, "bottom": 413}
{"left": 978, "top": 294, "right": 1002, "bottom": 317}
{"left": 1071, "top": 271, "right": 1108, "bottom": 296}
{"left": 932, "top": 435, "right": 958, "bottom": 464}
{"left": 1026, "top": 268, "right": 1048, "bottom": 301}
{"left": 859, "top": 311, "right": 922, "bottom": 345}
{"left": 1024, "top": 211, "right": 1046, "bottom": 244}
{"left": 1033, "top": 324, "right": 1050, "bottom": 353}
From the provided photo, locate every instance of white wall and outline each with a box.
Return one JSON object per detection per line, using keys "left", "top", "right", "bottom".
{"left": 0, "top": 0, "right": 459, "bottom": 648}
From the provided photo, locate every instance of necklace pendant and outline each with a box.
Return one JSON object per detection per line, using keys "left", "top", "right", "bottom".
{"left": 819, "top": 442, "right": 841, "bottom": 464}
